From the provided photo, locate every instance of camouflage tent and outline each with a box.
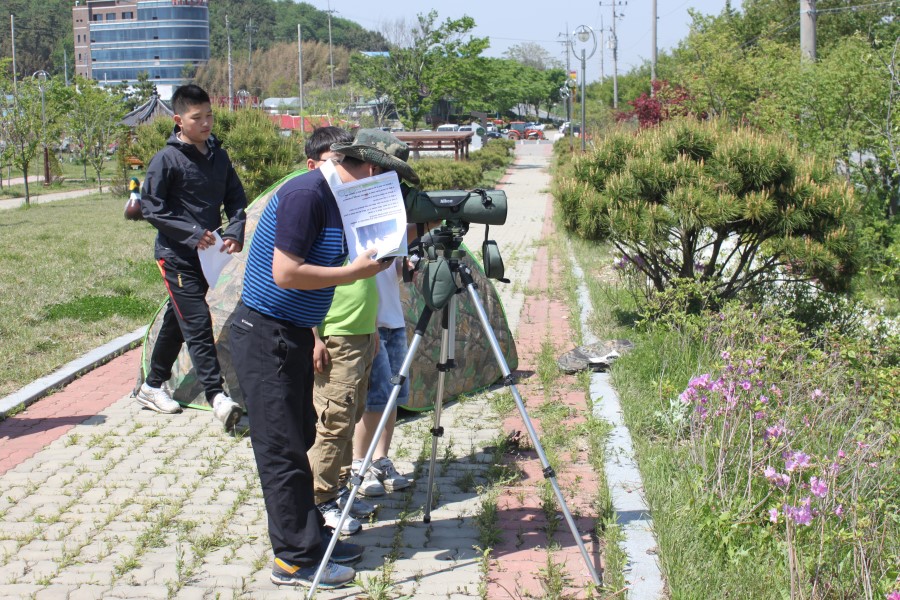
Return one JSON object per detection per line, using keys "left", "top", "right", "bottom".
{"left": 140, "top": 170, "right": 517, "bottom": 412}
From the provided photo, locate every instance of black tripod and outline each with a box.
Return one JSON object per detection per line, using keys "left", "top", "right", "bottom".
{"left": 308, "top": 233, "right": 601, "bottom": 597}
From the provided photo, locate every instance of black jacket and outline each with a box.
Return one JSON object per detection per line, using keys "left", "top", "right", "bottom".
{"left": 141, "top": 128, "right": 247, "bottom": 259}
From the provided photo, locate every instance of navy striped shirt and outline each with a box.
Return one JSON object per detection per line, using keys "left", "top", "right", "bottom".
{"left": 241, "top": 169, "right": 348, "bottom": 327}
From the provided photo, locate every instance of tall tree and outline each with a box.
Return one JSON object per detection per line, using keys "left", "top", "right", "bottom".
{"left": 503, "top": 42, "right": 563, "bottom": 71}
{"left": 349, "top": 11, "right": 488, "bottom": 131}
{"left": 0, "top": 78, "right": 47, "bottom": 204}
{"left": 67, "top": 77, "right": 127, "bottom": 192}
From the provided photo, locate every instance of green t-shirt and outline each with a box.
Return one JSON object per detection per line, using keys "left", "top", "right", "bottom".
{"left": 320, "top": 274, "right": 378, "bottom": 336}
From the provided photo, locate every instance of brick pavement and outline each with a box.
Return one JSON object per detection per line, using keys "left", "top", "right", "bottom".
{"left": 0, "top": 141, "right": 607, "bottom": 598}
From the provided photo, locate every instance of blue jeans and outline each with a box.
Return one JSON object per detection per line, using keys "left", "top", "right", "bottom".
{"left": 366, "top": 327, "right": 409, "bottom": 411}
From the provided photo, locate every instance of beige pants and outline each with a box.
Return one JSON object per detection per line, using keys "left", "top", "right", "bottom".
{"left": 308, "top": 333, "right": 376, "bottom": 505}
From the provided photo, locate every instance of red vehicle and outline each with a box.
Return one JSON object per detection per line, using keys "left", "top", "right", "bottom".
{"left": 506, "top": 121, "right": 544, "bottom": 140}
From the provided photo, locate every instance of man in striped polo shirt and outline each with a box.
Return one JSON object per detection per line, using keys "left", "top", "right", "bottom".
{"left": 229, "top": 131, "right": 413, "bottom": 589}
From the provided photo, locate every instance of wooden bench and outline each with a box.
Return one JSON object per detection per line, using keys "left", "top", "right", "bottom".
{"left": 393, "top": 132, "right": 474, "bottom": 161}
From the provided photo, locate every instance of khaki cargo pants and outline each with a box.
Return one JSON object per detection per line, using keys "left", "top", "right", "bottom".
{"left": 308, "top": 333, "right": 377, "bottom": 505}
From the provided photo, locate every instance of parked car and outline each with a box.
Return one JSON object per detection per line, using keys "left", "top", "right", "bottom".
{"left": 436, "top": 123, "right": 460, "bottom": 132}
{"left": 458, "top": 124, "right": 486, "bottom": 136}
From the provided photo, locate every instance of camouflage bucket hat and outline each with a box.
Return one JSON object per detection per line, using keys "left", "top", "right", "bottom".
{"left": 331, "top": 129, "right": 420, "bottom": 185}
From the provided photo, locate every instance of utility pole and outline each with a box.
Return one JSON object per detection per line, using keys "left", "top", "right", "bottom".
{"left": 298, "top": 24, "right": 305, "bottom": 126}
{"left": 326, "top": 1, "right": 336, "bottom": 89}
{"left": 651, "top": 0, "right": 657, "bottom": 92}
{"left": 64, "top": 49, "right": 69, "bottom": 86}
{"left": 10, "top": 15, "right": 17, "bottom": 94}
{"left": 246, "top": 18, "right": 256, "bottom": 73}
{"left": 600, "top": 1, "right": 626, "bottom": 109}
{"left": 557, "top": 29, "right": 572, "bottom": 127}
{"left": 800, "top": 0, "right": 817, "bottom": 62}
{"left": 227, "top": 14, "right": 234, "bottom": 110}
{"left": 599, "top": 15, "right": 605, "bottom": 83}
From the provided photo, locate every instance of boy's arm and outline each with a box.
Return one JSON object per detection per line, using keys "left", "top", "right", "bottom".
{"left": 220, "top": 158, "right": 248, "bottom": 246}
{"left": 272, "top": 247, "right": 393, "bottom": 290}
{"left": 141, "top": 153, "right": 205, "bottom": 248}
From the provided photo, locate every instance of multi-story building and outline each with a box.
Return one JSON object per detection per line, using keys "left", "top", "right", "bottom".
{"left": 73, "top": 0, "right": 209, "bottom": 99}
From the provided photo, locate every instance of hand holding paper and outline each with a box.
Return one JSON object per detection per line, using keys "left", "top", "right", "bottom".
{"left": 198, "top": 231, "right": 233, "bottom": 289}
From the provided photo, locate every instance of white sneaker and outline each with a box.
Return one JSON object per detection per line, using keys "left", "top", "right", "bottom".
{"left": 212, "top": 393, "right": 242, "bottom": 432}
{"left": 351, "top": 459, "right": 386, "bottom": 497}
{"left": 317, "top": 499, "right": 361, "bottom": 535}
{"left": 136, "top": 382, "right": 182, "bottom": 414}
{"left": 372, "top": 457, "right": 411, "bottom": 492}
{"left": 336, "top": 485, "right": 377, "bottom": 518}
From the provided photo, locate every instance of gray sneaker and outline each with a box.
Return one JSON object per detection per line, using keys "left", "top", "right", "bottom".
{"left": 212, "top": 393, "right": 242, "bottom": 432}
{"left": 270, "top": 558, "right": 355, "bottom": 588}
{"left": 136, "top": 383, "right": 182, "bottom": 414}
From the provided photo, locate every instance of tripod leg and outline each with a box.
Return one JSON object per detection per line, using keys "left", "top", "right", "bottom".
{"left": 423, "top": 294, "right": 457, "bottom": 524}
{"left": 459, "top": 266, "right": 602, "bottom": 586}
{"left": 307, "top": 307, "right": 433, "bottom": 599}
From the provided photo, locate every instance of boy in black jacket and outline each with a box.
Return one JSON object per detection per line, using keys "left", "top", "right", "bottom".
{"left": 138, "top": 84, "right": 247, "bottom": 432}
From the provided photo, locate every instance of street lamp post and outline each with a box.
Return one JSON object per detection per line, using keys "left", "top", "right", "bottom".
{"left": 32, "top": 70, "right": 50, "bottom": 186}
{"left": 572, "top": 26, "right": 597, "bottom": 152}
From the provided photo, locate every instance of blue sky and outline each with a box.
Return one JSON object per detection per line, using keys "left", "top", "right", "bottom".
{"left": 324, "top": 1, "right": 742, "bottom": 82}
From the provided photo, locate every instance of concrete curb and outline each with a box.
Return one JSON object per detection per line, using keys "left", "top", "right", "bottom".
{"left": 0, "top": 326, "right": 146, "bottom": 418}
{"left": 570, "top": 249, "right": 666, "bottom": 599}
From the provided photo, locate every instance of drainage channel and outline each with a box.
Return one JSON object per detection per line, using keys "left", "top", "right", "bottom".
{"left": 569, "top": 250, "right": 666, "bottom": 599}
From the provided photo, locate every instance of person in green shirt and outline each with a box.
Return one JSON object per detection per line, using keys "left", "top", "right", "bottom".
{"left": 305, "top": 128, "right": 420, "bottom": 536}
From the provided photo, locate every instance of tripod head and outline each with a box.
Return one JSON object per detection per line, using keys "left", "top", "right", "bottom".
{"left": 408, "top": 217, "right": 508, "bottom": 311}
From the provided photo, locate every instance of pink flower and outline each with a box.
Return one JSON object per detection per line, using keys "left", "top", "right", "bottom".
{"left": 768, "top": 508, "right": 779, "bottom": 523}
{"left": 740, "top": 380, "right": 752, "bottom": 391}
{"left": 721, "top": 351, "right": 730, "bottom": 360}
{"left": 764, "top": 424, "right": 785, "bottom": 440}
{"left": 784, "top": 498, "right": 813, "bottom": 526}
{"left": 834, "top": 505, "right": 843, "bottom": 518}
{"left": 754, "top": 411, "right": 766, "bottom": 420}
{"left": 812, "top": 388, "right": 824, "bottom": 398}
{"left": 885, "top": 591, "right": 899, "bottom": 600}
{"left": 759, "top": 395, "right": 768, "bottom": 404}
{"left": 809, "top": 476, "right": 828, "bottom": 498}
{"left": 838, "top": 449, "right": 846, "bottom": 459}
{"left": 785, "top": 451, "right": 810, "bottom": 472}
{"left": 764, "top": 466, "right": 777, "bottom": 479}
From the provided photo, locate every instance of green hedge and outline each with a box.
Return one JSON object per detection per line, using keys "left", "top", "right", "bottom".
{"left": 413, "top": 139, "right": 515, "bottom": 190}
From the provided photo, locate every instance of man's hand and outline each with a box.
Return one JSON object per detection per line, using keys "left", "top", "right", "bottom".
{"left": 196, "top": 230, "right": 217, "bottom": 250}
{"left": 221, "top": 239, "right": 243, "bottom": 254}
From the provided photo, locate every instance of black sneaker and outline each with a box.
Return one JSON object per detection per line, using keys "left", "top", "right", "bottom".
{"left": 320, "top": 526, "right": 364, "bottom": 563}
{"left": 270, "top": 557, "right": 355, "bottom": 588}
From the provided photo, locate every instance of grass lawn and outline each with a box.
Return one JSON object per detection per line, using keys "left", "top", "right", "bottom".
{"left": 0, "top": 193, "right": 160, "bottom": 397}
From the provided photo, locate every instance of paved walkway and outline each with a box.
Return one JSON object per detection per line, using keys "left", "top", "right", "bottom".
{"left": 0, "top": 142, "right": 614, "bottom": 598}
{"left": 0, "top": 187, "right": 100, "bottom": 211}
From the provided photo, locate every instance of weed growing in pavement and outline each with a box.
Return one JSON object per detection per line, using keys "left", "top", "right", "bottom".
{"left": 440, "top": 438, "right": 455, "bottom": 475}
{"left": 454, "top": 471, "right": 477, "bottom": 492}
{"left": 475, "top": 545, "right": 492, "bottom": 600}
{"left": 537, "top": 550, "right": 572, "bottom": 600}
{"left": 356, "top": 559, "right": 399, "bottom": 600}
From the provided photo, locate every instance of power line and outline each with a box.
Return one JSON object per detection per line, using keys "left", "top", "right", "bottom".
{"left": 814, "top": 0, "right": 896, "bottom": 14}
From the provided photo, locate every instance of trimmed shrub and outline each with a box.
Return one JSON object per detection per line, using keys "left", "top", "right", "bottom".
{"left": 555, "top": 118, "right": 859, "bottom": 305}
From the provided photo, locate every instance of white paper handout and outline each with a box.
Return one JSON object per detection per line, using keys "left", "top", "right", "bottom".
{"left": 197, "top": 231, "right": 233, "bottom": 289}
{"left": 331, "top": 171, "right": 408, "bottom": 261}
